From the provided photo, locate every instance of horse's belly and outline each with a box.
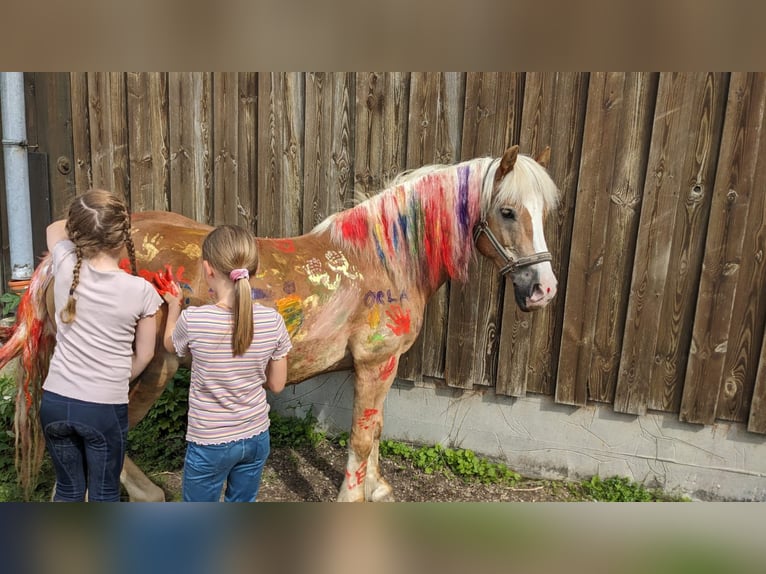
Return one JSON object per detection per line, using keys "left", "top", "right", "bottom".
{"left": 286, "top": 339, "right": 353, "bottom": 384}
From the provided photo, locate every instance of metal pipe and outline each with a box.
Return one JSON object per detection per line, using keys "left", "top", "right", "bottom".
{"left": 0, "top": 72, "right": 34, "bottom": 280}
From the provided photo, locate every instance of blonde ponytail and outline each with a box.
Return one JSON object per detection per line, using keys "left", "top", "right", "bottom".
{"left": 232, "top": 273, "right": 254, "bottom": 356}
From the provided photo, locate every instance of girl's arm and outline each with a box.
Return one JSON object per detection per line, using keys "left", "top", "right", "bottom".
{"left": 46, "top": 219, "right": 68, "bottom": 252}
{"left": 131, "top": 314, "right": 157, "bottom": 381}
{"left": 264, "top": 357, "right": 288, "bottom": 394}
{"left": 162, "top": 289, "right": 183, "bottom": 353}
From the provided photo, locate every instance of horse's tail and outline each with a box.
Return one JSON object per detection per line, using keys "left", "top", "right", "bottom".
{"left": 0, "top": 257, "right": 55, "bottom": 498}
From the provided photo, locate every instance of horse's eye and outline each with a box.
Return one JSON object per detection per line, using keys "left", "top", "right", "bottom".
{"left": 500, "top": 207, "right": 517, "bottom": 221}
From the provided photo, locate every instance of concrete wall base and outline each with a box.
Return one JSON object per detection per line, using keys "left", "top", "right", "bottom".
{"left": 271, "top": 373, "right": 766, "bottom": 501}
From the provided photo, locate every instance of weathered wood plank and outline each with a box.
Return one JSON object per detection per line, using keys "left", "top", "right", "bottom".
{"left": 236, "top": 72, "right": 258, "bottom": 230}
{"left": 169, "top": 72, "right": 212, "bottom": 223}
{"left": 212, "top": 73, "right": 239, "bottom": 225}
{"left": 556, "top": 73, "right": 657, "bottom": 406}
{"left": 615, "top": 73, "right": 728, "bottom": 416}
{"left": 257, "top": 73, "right": 304, "bottom": 238}
{"left": 30, "top": 73, "right": 75, "bottom": 217}
{"left": 444, "top": 72, "right": 523, "bottom": 390}
{"left": 353, "top": 73, "right": 409, "bottom": 200}
{"left": 681, "top": 73, "right": 765, "bottom": 425}
{"left": 87, "top": 72, "right": 130, "bottom": 204}
{"left": 303, "top": 73, "right": 354, "bottom": 232}
{"left": 69, "top": 73, "right": 92, "bottom": 200}
{"left": 126, "top": 72, "right": 169, "bottom": 213}
{"left": 498, "top": 72, "right": 588, "bottom": 397}
{"left": 647, "top": 73, "right": 727, "bottom": 413}
{"left": 398, "top": 72, "right": 465, "bottom": 383}
{"left": 712, "top": 74, "right": 766, "bottom": 424}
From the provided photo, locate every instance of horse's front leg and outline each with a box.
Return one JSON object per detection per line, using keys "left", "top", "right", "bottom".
{"left": 337, "top": 356, "right": 399, "bottom": 502}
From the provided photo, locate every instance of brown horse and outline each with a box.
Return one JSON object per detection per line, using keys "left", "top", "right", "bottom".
{"left": 1, "top": 145, "right": 559, "bottom": 502}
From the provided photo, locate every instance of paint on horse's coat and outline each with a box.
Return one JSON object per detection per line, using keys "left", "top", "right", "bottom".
{"left": 385, "top": 305, "right": 410, "bottom": 336}
{"left": 176, "top": 242, "right": 202, "bottom": 260}
{"left": 273, "top": 239, "right": 296, "bottom": 253}
{"left": 275, "top": 295, "right": 303, "bottom": 336}
{"left": 379, "top": 358, "right": 396, "bottom": 381}
{"left": 136, "top": 233, "right": 162, "bottom": 262}
{"left": 347, "top": 460, "right": 367, "bottom": 490}
{"left": 363, "top": 289, "right": 408, "bottom": 307}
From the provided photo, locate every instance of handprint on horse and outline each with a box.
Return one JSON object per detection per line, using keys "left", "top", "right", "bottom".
{"left": 1, "top": 144, "right": 559, "bottom": 502}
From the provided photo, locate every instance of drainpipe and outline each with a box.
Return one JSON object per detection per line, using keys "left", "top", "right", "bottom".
{"left": 0, "top": 72, "right": 34, "bottom": 280}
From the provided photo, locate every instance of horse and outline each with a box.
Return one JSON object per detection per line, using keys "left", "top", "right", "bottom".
{"left": 0, "top": 145, "right": 559, "bottom": 502}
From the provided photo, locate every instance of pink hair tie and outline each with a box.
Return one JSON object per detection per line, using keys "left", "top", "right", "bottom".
{"left": 229, "top": 268, "right": 249, "bottom": 281}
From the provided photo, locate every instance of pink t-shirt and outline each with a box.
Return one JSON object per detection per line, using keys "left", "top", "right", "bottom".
{"left": 43, "top": 240, "right": 163, "bottom": 404}
{"left": 171, "top": 304, "right": 292, "bottom": 445}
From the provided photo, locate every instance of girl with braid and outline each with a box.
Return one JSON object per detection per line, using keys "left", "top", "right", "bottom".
{"left": 162, "top": 225, "right": 291, "bottom": 502}
{"left": 40, "top": 189, "right": 162, "bottom": 502}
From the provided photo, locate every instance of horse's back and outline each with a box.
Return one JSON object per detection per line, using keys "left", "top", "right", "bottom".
{"left": 132, "top": 211, "right": 212, "bottom": 231}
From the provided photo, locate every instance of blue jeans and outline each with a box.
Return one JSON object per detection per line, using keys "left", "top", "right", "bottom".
{"left": 182, "top": 430, "right": 271, "bottom": 502}
{"left": 39, "top": 390, "right": 128, "bottom": 502}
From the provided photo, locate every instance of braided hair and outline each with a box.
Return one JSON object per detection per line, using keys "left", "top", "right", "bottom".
{"left": 202, "top": 225, "right": 259, "bottom": 356}
{"left": 59, "top": 189, "right": 136, "bottom": 324}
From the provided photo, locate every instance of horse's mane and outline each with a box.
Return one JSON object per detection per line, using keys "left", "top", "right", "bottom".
{"left": 312, "top": 154, "right": 558, "bottom": 289}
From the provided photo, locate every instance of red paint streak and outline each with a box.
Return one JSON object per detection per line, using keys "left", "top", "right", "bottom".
{"left": 357, "top": 408, "right": 379, "bottom": 430}
{"left": 438, "top": 182, "right": 456, "bottom": 277}
{"left": 379, "top": 356, "right": 397, "bottom": 380}
{"left": 119, "top": 259, "right": 186, "bottom": 297}
{"left": 547, "top": 287, "right": 551, "bottom": 293}
{"left": 386, "top": 305, "right": 411, "bottom": 336}
{"left": 380, "top": 202, "right": 393, "bottom": 251}
{"left": 340, "top": 209, "right": 369, "bottom": 243}
{"left": 273, "top": 239, "right": 296, "bottom": 253}
{"left": 347, "top": 461, "right": 368, "bottom": 489}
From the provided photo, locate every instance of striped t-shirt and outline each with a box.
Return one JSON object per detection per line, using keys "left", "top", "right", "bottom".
{"left": 171, "top": 303, "right": 292, "bottom": 445}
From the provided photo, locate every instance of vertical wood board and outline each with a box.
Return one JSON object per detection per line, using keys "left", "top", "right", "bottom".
{"left": 556, "top": 72, "right": 657, "bottom": 406}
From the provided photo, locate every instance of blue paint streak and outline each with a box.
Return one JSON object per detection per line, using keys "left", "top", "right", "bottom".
{"left": 457, "top": 165, "right": 470, "bottom": 237}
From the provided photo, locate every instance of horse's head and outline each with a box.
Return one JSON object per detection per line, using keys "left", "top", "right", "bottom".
{"left": 474, "top": 145, "right": 559, "bottom": 312}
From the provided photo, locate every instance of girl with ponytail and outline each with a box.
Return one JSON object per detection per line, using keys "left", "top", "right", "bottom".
{"left": 41, "top": 189, "right": 162, "bottom": 501}
{"left": 162, "top": 225, "right": 292, "bottom": 502}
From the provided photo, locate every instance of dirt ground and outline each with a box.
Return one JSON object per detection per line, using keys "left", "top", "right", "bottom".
{"left": 150, "top": 438, "right": 583, "bottom": 502}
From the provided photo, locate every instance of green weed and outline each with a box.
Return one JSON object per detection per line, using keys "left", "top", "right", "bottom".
{"left": 379, "top": 440, "right": 522, "bottom": 485}
{"left": 578, "top": 475, "right": 688, "bottom": 502}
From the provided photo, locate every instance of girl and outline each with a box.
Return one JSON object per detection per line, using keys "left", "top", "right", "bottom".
{"left": 163, "top": 225, "right": 291, "bottom": 502}
{"left": 41, "top": 189, "right": 162, "bottom": 502}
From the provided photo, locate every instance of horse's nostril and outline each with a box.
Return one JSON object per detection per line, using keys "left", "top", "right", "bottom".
{"left": 529, "top": 284, "right": 546, "bottom": 303}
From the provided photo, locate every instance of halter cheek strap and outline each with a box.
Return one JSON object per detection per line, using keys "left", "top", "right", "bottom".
{"left": 472, "top": 222, "right": 552, "bottom": 275}
{"left": 474, "top": 158, "right": 552, "bottom": 275}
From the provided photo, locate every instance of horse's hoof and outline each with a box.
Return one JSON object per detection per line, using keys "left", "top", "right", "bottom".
{"left": 336, "top": 491, "right": 365, "bottom": 502}
{"left": 370, "top": 485, "right": 395, "bottom": 502}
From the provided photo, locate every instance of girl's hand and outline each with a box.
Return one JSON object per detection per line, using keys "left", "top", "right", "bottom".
{"left": 162, "top": 285, "right": 183, "bottom": 308}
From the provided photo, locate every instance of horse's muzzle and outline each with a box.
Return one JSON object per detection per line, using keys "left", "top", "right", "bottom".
{"left": 512, "top": 268, "right": 557, "bottom": 312}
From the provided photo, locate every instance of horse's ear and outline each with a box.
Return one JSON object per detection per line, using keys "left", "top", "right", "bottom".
{"left": 535, "top": 146, "right": 551, "bottom": 168}
{"left": 497, "top": 145, "right": 520, "bottom": 179}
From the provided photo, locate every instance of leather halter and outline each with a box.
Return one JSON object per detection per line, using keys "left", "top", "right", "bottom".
{"left": 473, "top": 159, "right": 552, "bottom": 276}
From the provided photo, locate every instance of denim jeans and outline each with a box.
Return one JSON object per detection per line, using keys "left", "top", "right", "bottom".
{"left": 39, "top": 390, "right": 128, "bottom": 502}
{"left": 182, "top": 430, "right": 271, "bottom": 502}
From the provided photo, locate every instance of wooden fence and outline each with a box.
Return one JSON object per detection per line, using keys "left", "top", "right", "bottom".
{"left": 2, "top": 72, "right": 765, "bottom": 434}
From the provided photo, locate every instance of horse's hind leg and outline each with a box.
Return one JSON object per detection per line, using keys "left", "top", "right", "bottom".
{"left": 337, "top": 357, "right": 399, "bottom": 502}
{"left": 121, "top": 353, "right": 181, "bottom": 502}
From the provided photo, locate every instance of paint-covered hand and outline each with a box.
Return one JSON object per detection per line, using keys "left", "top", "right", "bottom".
{"left": 153, "top": 265, "right": 186, "bottom": 311}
